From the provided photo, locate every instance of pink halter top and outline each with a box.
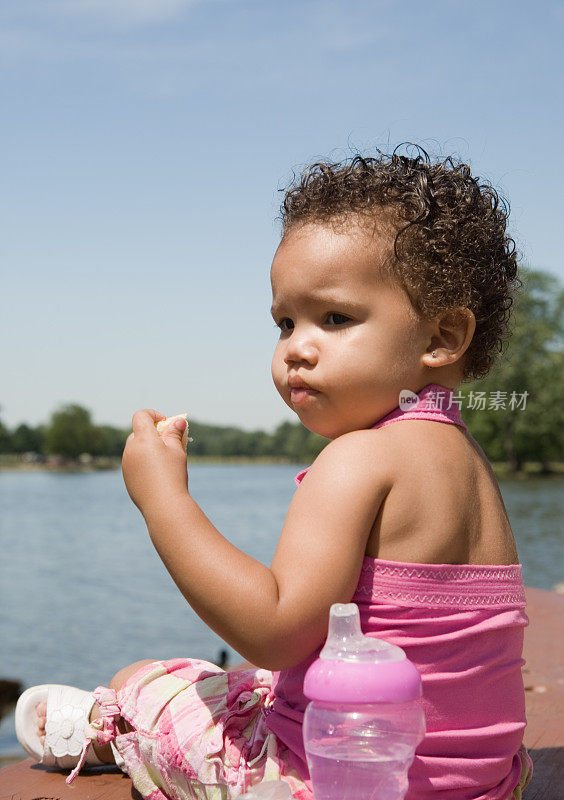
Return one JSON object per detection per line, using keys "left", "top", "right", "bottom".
{"left": 265, "top": 383, "right": 528, "bottom": 800}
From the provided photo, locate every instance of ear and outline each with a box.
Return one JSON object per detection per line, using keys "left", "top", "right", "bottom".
{"left": 422, "top": 307, "right": 476, "bottom": 368}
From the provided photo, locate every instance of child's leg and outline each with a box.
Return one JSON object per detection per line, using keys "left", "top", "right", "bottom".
{"left": 35, "top": 659, "right": 158, "bottom": 764}
{"left": 90, "top": 658, "right": 159, "bottom": 762}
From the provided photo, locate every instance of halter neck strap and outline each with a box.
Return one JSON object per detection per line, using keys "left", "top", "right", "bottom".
{"left": 370, "top": 384, "right": 467, "bottom": 432}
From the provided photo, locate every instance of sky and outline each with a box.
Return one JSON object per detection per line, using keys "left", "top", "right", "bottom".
{"left": 2, "top": 0, "right": 563, "bottom": 433}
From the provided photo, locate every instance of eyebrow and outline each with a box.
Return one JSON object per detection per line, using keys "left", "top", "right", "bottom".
{"left": 270, "top": 294, "right": 364, "bottom": 318}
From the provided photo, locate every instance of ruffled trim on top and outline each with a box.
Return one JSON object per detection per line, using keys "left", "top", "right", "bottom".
{"left": 354, "top": 557, "right": 526, "bottom": 609}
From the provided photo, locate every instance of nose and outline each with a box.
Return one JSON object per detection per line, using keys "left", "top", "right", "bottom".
{"left": 282, "top": 326, "right": 318, "bottom": 367}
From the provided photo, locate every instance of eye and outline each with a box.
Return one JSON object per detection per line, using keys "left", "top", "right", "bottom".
{"left": 274, "top": 318, "right": 294, "bottom": 332}
{"left": 273, "top": 313, "right": 350, "bottom": 331}
{"left": 326, "top": 312, "right": 351, "bottom": 326}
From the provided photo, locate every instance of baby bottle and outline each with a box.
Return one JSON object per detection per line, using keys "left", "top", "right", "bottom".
{"left": 303, "top": 603, "right": 425, "bottom": 800}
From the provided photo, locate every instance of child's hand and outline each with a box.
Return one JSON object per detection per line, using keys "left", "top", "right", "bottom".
{"left": 122, "top": 409, "right": 189, "bottom": 516}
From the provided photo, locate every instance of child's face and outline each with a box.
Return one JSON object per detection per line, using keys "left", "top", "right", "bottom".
{"left": 270, "top": 221, "right": 435, "bottom": 439}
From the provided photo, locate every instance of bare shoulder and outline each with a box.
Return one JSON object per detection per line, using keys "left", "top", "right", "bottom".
{"left": 359, "top": 420, "right": 519, "bottom": 565}
{"left": 359, "top": 419, "right": 491, "bottom": 480}
{"left": 293, "top": 429, "right": 396, "bottom": 554}
{"left": 308, "top": 421, "right": 493, "bottom": 500}
{"left": 302, "top": 427, "right": 396, "bottom": 497}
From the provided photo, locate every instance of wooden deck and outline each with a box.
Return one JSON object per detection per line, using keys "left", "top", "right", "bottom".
{"left": 1, "top": 586, "right": 562, "bottom": 799}
{"left": 518, "top": 586, "right": 564, "bottom": 799}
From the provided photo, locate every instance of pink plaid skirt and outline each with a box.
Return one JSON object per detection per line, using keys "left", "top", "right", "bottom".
{"left": 92, "top": 658, "right": 533, "bottom": 800}
{"left": 93, "top": 658, "right": 312, "bottom": 800}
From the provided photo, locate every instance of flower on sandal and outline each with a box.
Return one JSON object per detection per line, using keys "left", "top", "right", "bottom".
{"left": 45, "top": 703, "right": 88, "bottom": 757}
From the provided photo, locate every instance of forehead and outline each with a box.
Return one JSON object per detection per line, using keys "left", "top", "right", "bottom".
{"left": 270, "top": 221, "right": 391, "bottom": 298}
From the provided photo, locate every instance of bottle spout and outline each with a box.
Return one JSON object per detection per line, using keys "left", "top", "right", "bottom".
{"left": 326, "top": 603, "right": 363, "bottom": 646}
{"left": 320, "top": 603, "right": 406, "bottom": 663}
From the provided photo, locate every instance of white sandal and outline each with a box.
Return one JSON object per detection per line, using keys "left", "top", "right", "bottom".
{"left": 15, "top": 683, "right": 106, "bottom": 782}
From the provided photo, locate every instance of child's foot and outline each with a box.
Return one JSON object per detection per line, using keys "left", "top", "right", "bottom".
{"left": 35, "top": 701, "right": 46, "bottom": 746}
{"left": 16, "top": 683, "right": 107, "bottom": 773}
{"left": 34, "top": 698, "right": 109, "bottom": 759}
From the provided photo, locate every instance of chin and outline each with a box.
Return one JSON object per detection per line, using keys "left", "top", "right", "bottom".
{"left": 298, "top": 417, "right": 340, "bottom": 440}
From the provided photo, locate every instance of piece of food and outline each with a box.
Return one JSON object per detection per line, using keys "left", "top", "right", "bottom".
{"left": 155, "top": 413, "right": 193, "bottom": 450}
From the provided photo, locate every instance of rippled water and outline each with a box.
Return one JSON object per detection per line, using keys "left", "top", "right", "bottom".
{"left": 1, "top": 465, "right": 562, "bottom": 758}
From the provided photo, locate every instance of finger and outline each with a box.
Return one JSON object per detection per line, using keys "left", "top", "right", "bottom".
{"left": 161, "top": 417, "right": 187, "bottom": 447}
{"left": 132, "top": 409, "right": 165, "bottom": 435}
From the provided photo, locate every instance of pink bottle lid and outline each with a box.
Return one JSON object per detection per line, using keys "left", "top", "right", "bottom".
{"left": 303, "top": 604, "right": 422, "bottom": 704}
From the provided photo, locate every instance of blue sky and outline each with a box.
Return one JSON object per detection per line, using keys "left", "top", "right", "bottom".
{"left": 2, "top": 0, "right": 563, "bottom": 432}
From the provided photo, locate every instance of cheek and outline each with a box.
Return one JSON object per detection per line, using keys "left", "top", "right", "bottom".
{"left": 271, "top": 347, "right": 283, "bottom": 385}
{"left": 336, "top": 330, "right": 385, "bottom": 368}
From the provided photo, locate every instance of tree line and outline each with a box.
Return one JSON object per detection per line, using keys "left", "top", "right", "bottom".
{"left": 1, "top": 268, "right": 562, "bottom": 471}
{"left": 0, "top": 407, "right": 328, "bottom": 464}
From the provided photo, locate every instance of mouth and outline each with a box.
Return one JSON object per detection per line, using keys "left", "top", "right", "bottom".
{"left": 290, "top": 387, "right": 319, "bottom": 404}
{"left": 288, "top": 374, "right": 315, "bottom": 390}
{"left": 288, "top": 375, "right": 320, "bottom": 405}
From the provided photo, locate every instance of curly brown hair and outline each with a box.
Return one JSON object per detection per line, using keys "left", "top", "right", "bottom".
{"left": 278, "top": 145, "right": 522, "bottom": 382}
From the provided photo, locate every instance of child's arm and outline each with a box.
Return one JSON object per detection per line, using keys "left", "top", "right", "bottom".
{"left": 122, "top": 409, "right": 393, "bottom": 671}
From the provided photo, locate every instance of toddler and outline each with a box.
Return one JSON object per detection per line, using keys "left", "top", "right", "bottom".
{"left": 16, "top": 147, "right": 533, "bottom": 799}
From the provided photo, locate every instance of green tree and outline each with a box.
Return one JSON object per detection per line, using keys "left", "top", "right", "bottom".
{"left": 461, "top": 267, "right": 564, "bottom": 471}
{"left": 303, "top": 430, "right": 329, "bottom": 462}
{"left": 0, "top": 407, "right": 12, "bottom": 453}
{"left": 271, "top": 421, "right": 328, "bottom": 462}
{"left": 90, "top": 425, "right": 128, "bottom": 457}
{"left": 44, "top": 404, "right": 99, "bottom": 459}
{"left": 246, "top": 430, "right": 275, "bottom": 457}
{"left": 11, "top": 423, "right": 45, "bottom": 454}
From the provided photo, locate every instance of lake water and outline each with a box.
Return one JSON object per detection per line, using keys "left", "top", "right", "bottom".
{"left": 1, "top": 464, "right": 563, "bottom": 760}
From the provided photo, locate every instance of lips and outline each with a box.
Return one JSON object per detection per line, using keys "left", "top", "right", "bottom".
{"left": 288, "top": 375, "right": 316, "bottom": 391}
{"left": 288, "top": 375, "right": 319, "bottom": 405}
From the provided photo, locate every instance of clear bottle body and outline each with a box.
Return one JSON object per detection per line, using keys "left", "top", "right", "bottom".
{"left": 303, "top": 699, "right": 425, "bottom": 800}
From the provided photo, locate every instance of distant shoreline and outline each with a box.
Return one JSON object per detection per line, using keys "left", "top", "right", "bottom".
{"left": 0, "top": 454, "right": 300, "bottom": 471}
{"left": 1, "top": 454, "right": 563, "bottom": 478}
